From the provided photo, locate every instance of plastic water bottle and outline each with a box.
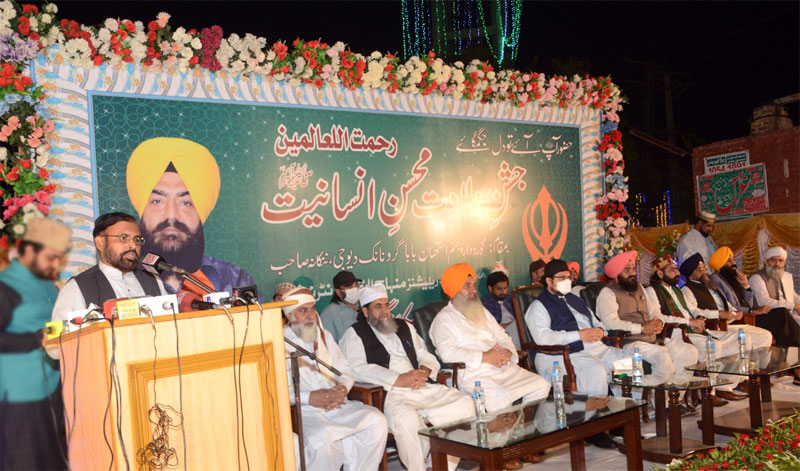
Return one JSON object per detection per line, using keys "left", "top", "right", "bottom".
{"left": 473, "top": 381, "right": 488, "bottom": 423}
{"left": 738, "top": 328, "right": 747, "bottom": 359}
{"left": 706, "top": 336, "right": 716, "bottom": 368}
{"left": 476, "top": 421, "right": 489, "bottom": 447}
{"left": 632, "top": 347, "right": 643, "bottom": 385}
{"left": 555, "top": 398, "right": 567, "bottom": 429}
{"left": 551, "top": 361, "right": 564, "bottom": 402}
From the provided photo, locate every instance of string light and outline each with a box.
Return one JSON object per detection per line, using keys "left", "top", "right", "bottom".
{"left": 401, "top": 0, "right": 410, "bottom": 59}
{"left": 476, "top": 0, "right": 523, "bottom": 66}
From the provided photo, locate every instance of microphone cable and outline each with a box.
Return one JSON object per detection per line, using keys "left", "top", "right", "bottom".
{"left": 236, "top": 301, "right": 252, "bottom": 471}
{"left": 220, "top": 304, "right": 243, "bottom": 471}
{"left": 167, "top": 303, "right": 188, "bottom": 471}
{"left": 249, "top": 298, "right": 280, "bottom": 469}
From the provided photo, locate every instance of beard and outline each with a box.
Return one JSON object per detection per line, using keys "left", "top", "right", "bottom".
{"left": 140, "top": 219, "right": 205, "bottom": 273}
{"left": 766, "top": 265, "right": 785, "bottom": 281}
{"left": 102, "top": 244, "right": 140, "bottom": 273}
{"left": 663, "top": 273, "right": 680, "bottom": 286}
{"left": 719, "top": 265, "right": 747, "bottom": 305}
{"left": 491, "top": 292, "right": 506, "bottom": 301}
{"left": 29, "top": 259, "right": 56, "bottom": 280}
{"left": 700, "top": 273, "right": 715, "bottom": 290}
{"left": 616, "top": 274, "right": 639, "bottom": 292}
{"left": 452, "top": 291, "right": 487, "bottom": 327}
{"left": 368, "top": 314, "right": 398, "bottom": 335}
{"left": 290, "top": 320, "right": 317, "bottom": 343}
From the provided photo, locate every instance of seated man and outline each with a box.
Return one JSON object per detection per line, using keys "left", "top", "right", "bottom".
{"left": 282, "top": 287, "right": 388, "bottom": 471}
{"left": 431, "top": 263, "right": 551, "bottom": 412}
{"left": 646, "top": 254, "right": 744, "bottom": 402}
{"left": 480, "top": 270, "right": 521, "bottom": 349}
{"left": 528, "top": 259, "right": 653, "bottom": 394}
{"left": 747, "top": 246, "right": 800, "bottom": 347}
{"left": 319, "top": 270, "right": 362, "bottom": 342}
{"left": 709, "top": 246, "right": 772, "bottom": 319}
{"left": 681, "top": 252, "right": 772, "bottom": 350}
{"left": 339, "top": 284, "right": 473, "bottom": 471}
{"left": 595, "top": 251, "right": 697, "bottom": 385}
{"left": 529, "top": 259, "right": 546, "bottom": 288}
{"left": 526, "top": 259, "right": 640, "bottom": 449}
{"left": 567, "top": 261, "right": 585, "bottom": 296}
{"left": 52, "top": 212, "right": 166, "bottom": 321}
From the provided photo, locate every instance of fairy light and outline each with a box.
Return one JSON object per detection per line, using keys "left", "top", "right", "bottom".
{"left": 466, "top": 0, "right": 474, "bottom": 48}
{"left": 401, "top": 0, "right": 410, "bottom": 58}
{"left": 665, "top": 190, "right": 673, "bottom": 225}
{"left": 476, "top": 0, "right": 523, "bottom": 66}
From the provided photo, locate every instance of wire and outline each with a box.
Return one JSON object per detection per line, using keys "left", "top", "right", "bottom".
{"left": 168, "top": 305, "right": 188, "bottom": 471}
{"left": 108, "top": 320, "right": 131, "bottom": 470}
{"left": 41, "top": 344, "right": 70, "bottom": 469}
{"left": 237, "top": 304, "right": 251, "bottom": 471}
{"left": 222, "top": 304, "right": 242, "bottom": 471}
{"left": 252, "top": 300, "right": 280, "bottom": 469}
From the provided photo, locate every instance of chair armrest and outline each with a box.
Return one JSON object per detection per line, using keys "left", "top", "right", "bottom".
{"left": 531, "top": 344, "right": 570, "bottom": 355}
{"left": 739, "top": 313, "right": 757, "bottom": 326}
{"left": 441, "top": 362, "right": 466, "bottom": 390}
{"left": 348, "top": 382, "right": 384, "bottom": 408}
{"left": 662, "top": 322, "right": 692, "bottom": 344}
{"left": 436, "top": 370, "right": 451, "bottom": 385}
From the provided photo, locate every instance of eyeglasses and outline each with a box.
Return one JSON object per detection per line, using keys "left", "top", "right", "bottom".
{"left": 101, "top": 234, "right": 145, "bottom": 245}
{"left": 553, "top": 275, "right": 571, "bottom": 281}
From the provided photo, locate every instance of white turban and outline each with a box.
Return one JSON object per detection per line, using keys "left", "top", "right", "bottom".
{"left": 764, "top": 246, "right": 787, "bottom": 260}
{"left": 359, "top": 283, "right": 388, "bottom": 306}
{"left": 282, "top": 293, "right": 316, "bottom": 316}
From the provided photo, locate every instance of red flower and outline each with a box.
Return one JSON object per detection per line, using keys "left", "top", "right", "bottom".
{"left": 148, "top": 20, "right": 159, "bottom": 31}
{"left": 44, "top": 183, "right": 56, "bottom": 194}
{"left": 189, "top": 56, "right": 199, "bottom": 65}
{"left": 125, "top": 20, "right": 136, "bottom": 32}
{"left": 6, "top": 166, "right": 19, "bottom": 182}
{"left": 19, "top": 159, "right": 32, "bottom": 169}
{"left": 147, "top": 31, "right": 157, "bottom": 42}
{"left": 767, "top": 453, "right": 773, "bottom": 460}
{"left": 341, "top": 57, "right": 354, "bottom": 69}
{"left": 18, "top": 16, "right": 30, "bottom": 36}
{"left": 280, "top": 65, "right": 290, "bottom": 74}
{"left": 38, "top": 168, "right": 49, "bottom": 179}
{"left": 93, "top": 55, "right": 104, "bottom": 66}
{"left": 313, "top": 78, "right": 323, "bottom": 88}
{"left": 0, "top": 235, "right": 9, "bottom": 250}
{"left": 22, "top": 4, "right": 39, "bottom": 14}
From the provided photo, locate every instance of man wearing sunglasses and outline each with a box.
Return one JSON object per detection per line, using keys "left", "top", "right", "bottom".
{"left": 51, "top": 212, "right": 166, "bottom": 322}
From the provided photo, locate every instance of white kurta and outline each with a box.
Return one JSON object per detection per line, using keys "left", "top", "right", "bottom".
{"left": 526, "top": 297, "right": 636, "bottom": 395}
{"left": 749, "top": 271, "right": 800, "bottom": 325}
{"left": 338, "top": 322, "right": 473, "bottom": 471}
{"left": 284, "top": 326, "right": 387, "bottom": 471}
{"left": 680, "top": 282, "right": 773, "bottom": 350}
{"left": 595, "top": 286, "right": 698, "bottom": 384}
{"left": 429, "top": 302, "right": 551, "bottom": 411}
{"left": 676, "top": 228, "right": 718, "bottom": 270}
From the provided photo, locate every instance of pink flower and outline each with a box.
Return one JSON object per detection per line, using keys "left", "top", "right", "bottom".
{"left": 35, "top": 191, "right": 50, "bottom": 204}
{"left": 25, "top": 116, "right": 36, "bottom": 125}
{"left": 7, "top": 116, "right": 21, "bottom": 130}
{"left": 42, "top": 120, "right": 55, "bottom": 133}
{"left": 27, "top": 137, "right": 41, "bottom": 148}
{"left": 32, "top": 127, "right": 43, "bottom": 139}
{"left": 156, "top": 12, "right": 171, "bottom": 28}
{"left": 37, "top": 204, "right": 49, "bottom": 214}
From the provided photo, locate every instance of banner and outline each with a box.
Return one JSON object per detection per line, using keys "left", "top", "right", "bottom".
{"left": 703, "top": 150, "right": 749, "bottom": 175}
{"left": 92, "top": 94, "right": 585, "bottom": 316}
{"left": 697, "top": 163, "right": 769, "bottom": 221}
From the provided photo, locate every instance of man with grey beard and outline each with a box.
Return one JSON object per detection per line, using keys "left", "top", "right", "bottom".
{"left": 339, "top": 284, "right": 473, "bottom": 471}
{"left": 282, "top": 286, "right": 388, "bottom": 471}
{"left": 748, "top": 246, "right": 800, "bottom": 347}
{"left": 430, "top": 263, "right": 550, "bottom": 412}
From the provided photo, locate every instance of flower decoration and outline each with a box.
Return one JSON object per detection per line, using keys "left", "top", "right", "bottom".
{"left": 0, "top": 0, "right": 631, "bottom": 262}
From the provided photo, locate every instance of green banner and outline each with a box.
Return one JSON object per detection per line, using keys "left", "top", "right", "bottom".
{"left": 697, "top": 163, "right": 769, "bottom": 221}
{"left": 93, "top": 94, "right": 585, "bottom": 317}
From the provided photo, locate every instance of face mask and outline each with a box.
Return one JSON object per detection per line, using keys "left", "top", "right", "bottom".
{"left": 556, "top": 279, "right": 572, "bottom": 296}
{"left": 343, "top": 287, "right": 359, "bottom": 304}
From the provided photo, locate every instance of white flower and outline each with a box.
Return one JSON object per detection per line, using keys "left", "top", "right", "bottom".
{"left": 370, "top": 51, "right": 382, "bottom": 60}
{"left": 98, "top": 28, "right": 111, "bottom": 42}
{"left": 266, "top": 50, "right": 276, "bottom": 61}
{"left": 172, "top": 27, "right": 186, "bottom": 44}
{"left": 12, "top": 224, "right": 25, "bottom": 235}
{"left": 0, "top": 147, "right": 6, "bottom": 161}
{"left": 35, "top": 149, "right": 49, "bottom": 167}
{"left": 45, "top": 3, "right": 57, "bottom": 13}
{"left": 180, "top": 47, "right": 193, "bottom": 59}
{"left": 104, "top": 18, "right": 119, "bottom": 31}
{"left": 0, "top": 219, "right": 4, "bottom": 230}
{"left": 42, "top": 14, "right": 53, "bottom": 24}
{"left": 29, "top": 16, "right": 37, "bottom": 30}
{"left": 190, "top": 37, "right": 202, "bottom": 50}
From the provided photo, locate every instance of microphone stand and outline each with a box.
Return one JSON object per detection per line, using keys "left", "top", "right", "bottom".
{"left": 180, "top": 272, "right": 214, "bottom": 294}
{"left": 284, "top": 337, "right": 342, "bottom": 471}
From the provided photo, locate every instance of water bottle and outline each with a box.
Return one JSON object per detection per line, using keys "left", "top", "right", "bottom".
{"left": 555, "top": 398, "right": 567, "bottom": 429}
{"left": 737, "top": 328, "right": 747, "bottom": 360}
{"left": 473, "top": 381, "right": 488, "bottom": 423}
{"left": 476, "top": 421, "right": 489, "bottom": 447}
{"left": 632, "top": 347, "right": 643, "bottom": 385}
{"left": 551, "top": 361, "right": 564, "bottom": 402}
{"left": 706, "top": 336, "right": 716, "bottom": 368}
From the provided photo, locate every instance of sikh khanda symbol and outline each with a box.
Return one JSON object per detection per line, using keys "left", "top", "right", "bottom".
{"left": 522, "top": 186, "right": 569, "bottom": 262}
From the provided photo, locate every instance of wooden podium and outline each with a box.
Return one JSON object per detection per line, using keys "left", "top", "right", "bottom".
{"left": 45, "top": 302, "right": 296, "bottom": 470}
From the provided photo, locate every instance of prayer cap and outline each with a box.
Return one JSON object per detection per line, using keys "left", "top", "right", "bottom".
{"left": 23, "top": 217, "right": 72, "bottom": 253}
{"left": 441, "top": 263, "right": 476, "bottom": 298}
{"left": 544, "top": 259, "right": 569, "bottom": 281}
{"left": 604, "top": 250, "right": 637, "bottom": 279}
{"left": 679, "top": 253, "right": 704, "bottom": 278}
{"left": 698, "top": 210, "right": 716, "bottom": 222}
{"left": 708, "top": 247, "right": 733, "bottom": 271}
{"left": 126, "top": 137, "right": 220, "bottom": 223}
{"left": 651, "top": 254, "right": 676, "bottom": 271}
{"left": 359, "top": 283, "right": 388, "bottom": 306}
{"left": 273, "top": 282, "right": 296, "bottom": 301}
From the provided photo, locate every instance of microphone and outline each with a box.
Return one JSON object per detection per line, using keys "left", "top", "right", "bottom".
{"left": 141, "top": 253, "right": 188, "bottom": 276}
{"left": 191, "top": 299, "right": 219, "bottom": 311}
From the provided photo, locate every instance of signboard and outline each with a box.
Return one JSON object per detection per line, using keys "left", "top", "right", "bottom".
{"left": 697, "top": 163, "right": 768, "bottom": 220}
{"left": 92, "top": 94, "right": 586, "bottom": 318}
{"left": 703, "top": 150, "right": 749, "bottom": 175}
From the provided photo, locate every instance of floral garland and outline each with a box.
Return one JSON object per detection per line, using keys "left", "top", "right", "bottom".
{"left": 661, "top": 412, "right": 800, "bottom": 471}
{"left": 0, "top": 0, "right": 630, "bottom": 260}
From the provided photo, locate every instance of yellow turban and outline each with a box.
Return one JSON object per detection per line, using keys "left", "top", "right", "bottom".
{"left": 708, "top": 246, "right": 733, "bottom": 271}
{"left": 126, "top": 137, "right": 220, "bottom": 223}
{"left": 441, "top": 263, "right": 476, "bottom": 299}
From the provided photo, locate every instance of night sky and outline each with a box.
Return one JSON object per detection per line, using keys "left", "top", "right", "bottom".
{"left": 36, "top": 0, "right": 800, "bottom": 223}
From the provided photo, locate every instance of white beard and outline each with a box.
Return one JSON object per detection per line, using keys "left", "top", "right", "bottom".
{"left": 453, "top": 293, "right": 487, "bottom": 328}
{"left": 291, "top": 322, "right": 317, "bottom": 343}
{"left": 766, "top": 266, "right": 785, "bottom": 281}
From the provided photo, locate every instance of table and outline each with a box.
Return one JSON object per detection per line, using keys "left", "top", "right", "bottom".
{"left": 612, "top": 376, "right": 731, "bottom": 463}
{"left": 685, "top": 346, "right": 799, "bottom": 436}
{"left": 418, "top": 393, "right": 646, "bottom": 471}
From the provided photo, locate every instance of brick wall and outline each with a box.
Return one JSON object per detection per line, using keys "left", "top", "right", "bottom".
{"left": 691, "top": 126, "right": 800, "bottom": 215}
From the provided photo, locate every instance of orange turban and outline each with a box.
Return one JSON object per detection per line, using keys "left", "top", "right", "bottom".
{"left": 126, "top": 137, "right": 221, "bottom": 223}
{"left": 604, "top": 250, "right": 637, "bottom": 279}
{"left": 441, "top": 263, "right": 476, "bottom": 299}
{"left": 567, "top": 261, "right": 580, "bottom": 276}
{"left": 708, "top": 246, "right": 733, "bottom": 271}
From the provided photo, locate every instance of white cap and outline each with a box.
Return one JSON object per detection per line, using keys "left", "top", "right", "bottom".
{"left": 764, "top": 246, "right": 787, "bottom": 260}
{"left": 358, "top": 283, "right": 388, "bottom": 306}
{"left": 699, "top": 210, "right": 716, "bottom": 222}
